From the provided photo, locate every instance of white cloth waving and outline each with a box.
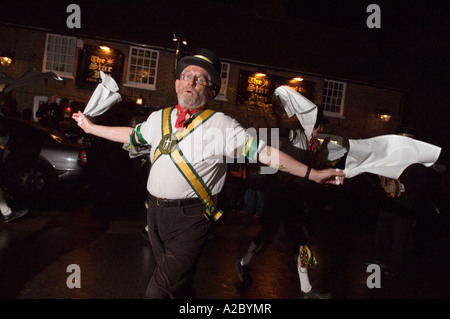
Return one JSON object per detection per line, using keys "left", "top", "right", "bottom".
{"left": 322, "top": 139, "right": 348, "bottom": 162}
{"left": 343, "top": 134, "right": 441, "bottom": 179}
{"left": 83, "top": 71, "right": 121, "bottom": 117}
{"left": 273, "top": 86, "right": 317, "bottom": 140}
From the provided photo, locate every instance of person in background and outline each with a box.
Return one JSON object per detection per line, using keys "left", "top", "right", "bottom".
{"left": 371, "top": 163, "right": 432, "bottom": 276}
{"left": 0, "top": 86, "right": 20, "bottom": 118}
{"left": 0, "top": 188, "right": 29, "bottom": 223}
{"left": 72, "top": 48, "right": 344, "bottom": 299}
{"left": 244, "top": 159, "right": 265, "bottom": 217}
{"left": 123, "top": 115, "right": 152, "bottom": 241}
{"left": 236, "top": 99, "right": 333, "bottom": 299}
{"left": 0, "top": 83, "right": 29, "bottom": 223}
{"left": 221, "top": 160, "right": 247, "bottom": 213}
{"left": 54, "top": 97, "right": 68, "bottom": 123}
{"left": 36, "top": 95, "right": 59, "bottom": 129}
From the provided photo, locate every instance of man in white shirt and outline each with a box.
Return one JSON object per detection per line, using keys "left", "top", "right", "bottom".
{"left": 72, "top": 48, "right": 344, "bottom": 299}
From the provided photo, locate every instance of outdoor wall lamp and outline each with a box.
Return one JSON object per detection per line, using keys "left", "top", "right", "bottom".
{"left": 0, "top": 50, "right": 15, "bottom": 67}
{"left": 99, "top": 46, "right": 112, "bottom": 53}
{"left": 290, "top": 77, "right": 304, "bottom": 82}
{"left": 376, "top": 109, "right": 391, "bottom": 122}
{"left": 136, "top": 92, "right": 143, "bottom": 105}
{"left": 255, "top": 70, "right": 267, "bottom": 77}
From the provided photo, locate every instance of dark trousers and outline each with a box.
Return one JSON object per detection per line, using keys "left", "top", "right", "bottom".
{"left": 375, "top": 210, "right": 413, "bottom": 272}
{"left": 254, "top": 179, "right": 308, "bottom": 254}
{"left": 145, "top": 200, "right": 213, "bottom": 299}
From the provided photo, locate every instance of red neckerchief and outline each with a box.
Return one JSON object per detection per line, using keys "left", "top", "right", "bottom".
{"left": 175, "top": 104, "right": 206, "bottom": 132}
{"left": 309, "top": 137, "right": 316, "bottom": 152}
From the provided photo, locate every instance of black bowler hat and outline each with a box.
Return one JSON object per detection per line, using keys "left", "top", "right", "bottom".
{"left": 175, "top": 48, "right": 222, "bottom": 97}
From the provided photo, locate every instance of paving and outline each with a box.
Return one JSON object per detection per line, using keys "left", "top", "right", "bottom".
{"left": 1, "top": 187, "right": 449, "bottom": 303}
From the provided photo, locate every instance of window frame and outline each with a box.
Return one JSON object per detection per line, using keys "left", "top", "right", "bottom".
{"left": 215, "top": 62, "right": 230, "bottom": 101}
{"left": 322, "top": 79, "right": 346, "bottom": 117}
{"left": 42, "top": 33, "right": 77, "bottom": 78}
{"left": 124, "top": 46, "right": 159, "bottom": 90}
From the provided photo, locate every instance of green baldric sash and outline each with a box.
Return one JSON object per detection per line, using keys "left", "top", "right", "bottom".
{"left": 151, "top": 107, "right": 223, "bottom": 221}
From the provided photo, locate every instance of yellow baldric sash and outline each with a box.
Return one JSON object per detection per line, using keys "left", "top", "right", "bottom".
{"left": 151, "top": 106, "right": 223, "bottom": 221}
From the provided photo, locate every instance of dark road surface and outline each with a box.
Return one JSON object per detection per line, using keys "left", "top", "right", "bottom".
{"left": 1, "top": 187, "right": 449, "bottom": 304}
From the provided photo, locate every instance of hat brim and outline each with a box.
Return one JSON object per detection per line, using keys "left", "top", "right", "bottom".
{"left": 176, "top": 57, "right": 221, "bottom": 97}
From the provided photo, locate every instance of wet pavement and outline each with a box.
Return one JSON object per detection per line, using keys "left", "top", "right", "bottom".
{"left": 1, "top": 185, "right": 449, "bottom": 304}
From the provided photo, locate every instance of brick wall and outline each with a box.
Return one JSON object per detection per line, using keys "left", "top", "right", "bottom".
{"left": 0, "top": 24, "right": 404, "bottom": 145}
{"left": 325, "top": 83, "right": 404, "bottom": 142}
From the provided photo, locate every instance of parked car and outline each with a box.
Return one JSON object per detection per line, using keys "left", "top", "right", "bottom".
{"left": 0, "top": 116, "right": 89, "bottom": 202}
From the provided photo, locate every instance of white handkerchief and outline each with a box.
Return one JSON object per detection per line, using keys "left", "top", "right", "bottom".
{"left": 325, "top": 142, "right": 348, "bottom": 162}
{"left": 83, "top": 71, "right": 122, "bottom": 117}
{"left": 273, "top": 86, "right": 317, "bottom": 139}
{"left": 344, "top": 135, "right": 441, "bottom": 179}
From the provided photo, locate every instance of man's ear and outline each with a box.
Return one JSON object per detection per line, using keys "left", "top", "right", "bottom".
{"left": 175, "top": 79, "right": 180, "bottom": 94}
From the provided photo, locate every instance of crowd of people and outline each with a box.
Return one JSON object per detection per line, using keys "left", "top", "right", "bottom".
{"left": 34, "top": 95, "right": 74, "bottom": 130}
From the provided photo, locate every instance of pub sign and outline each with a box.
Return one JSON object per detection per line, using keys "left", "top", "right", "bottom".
{"left": 237, "top": 70, "right": 316, "bottom": 108}
{"left": 76, "top": 45, "right": 124, "bottom": 88}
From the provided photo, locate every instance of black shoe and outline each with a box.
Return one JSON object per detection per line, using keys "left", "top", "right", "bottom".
{"left": 300, "top": 289, "right": 332, "bottom": 299}
{"left": 235, "top": 260, "right": 251, "bottom": 283}
{"left": 3, "top": 209, "right": 29, "bottom": 223}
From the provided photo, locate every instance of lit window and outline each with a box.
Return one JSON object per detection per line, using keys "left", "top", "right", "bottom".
{"left": 215, "top": 62, "right": 230, "bottom": 100}
{"left": 126, "top": 46, "right": 159, "bottom": 90}
{"left": 322, "top": 80, "right": 346, "bottom": 116}
{"left": 43, "top": 33, "right": 77, "bottom": 77}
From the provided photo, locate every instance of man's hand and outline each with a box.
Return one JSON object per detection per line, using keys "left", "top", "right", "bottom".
{"left": 72, "top": 111, "right": 92, "bottom": 133}
{"left": 310, "top": 168, "right": 345, "bottom": 185}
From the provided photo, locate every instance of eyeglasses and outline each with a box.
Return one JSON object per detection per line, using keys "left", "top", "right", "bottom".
{"left": 180, "top": 72, "right": 211, "bottom": 87}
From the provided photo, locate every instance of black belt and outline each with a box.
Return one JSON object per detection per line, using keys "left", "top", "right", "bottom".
{"left": 148, "top": 194, "right": 202, "bottom": 207}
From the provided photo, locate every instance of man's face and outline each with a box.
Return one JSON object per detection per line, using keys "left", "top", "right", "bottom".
{"left": 175, "top": 65, "right": 214, "bottom": 110}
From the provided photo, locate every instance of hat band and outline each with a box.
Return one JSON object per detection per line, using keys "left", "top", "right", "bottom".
{"left": 194, "top": 55, "right": 213, "bottom": 65}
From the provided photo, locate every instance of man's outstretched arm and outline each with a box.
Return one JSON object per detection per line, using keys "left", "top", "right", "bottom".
{"left": 258, "top": 145, "right": 344, "bottom": 185}
{"left": 72, "top": 111, "right": 133, "bottom": 144}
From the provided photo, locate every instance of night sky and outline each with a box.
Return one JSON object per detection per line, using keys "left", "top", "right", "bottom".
{"left": 1, "top": 0, "right": 449, "bottom": 162}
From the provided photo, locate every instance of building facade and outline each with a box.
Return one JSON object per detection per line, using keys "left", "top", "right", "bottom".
{"left": 0, "top": 23, "right": 405, "bottom": 146}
